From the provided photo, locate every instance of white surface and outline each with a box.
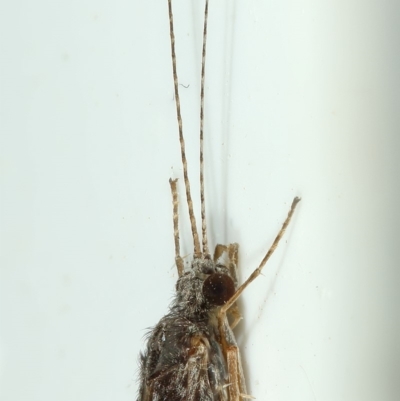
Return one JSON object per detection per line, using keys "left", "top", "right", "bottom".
{"left": 1, "top": 0, "right": 400, "bottom": 400}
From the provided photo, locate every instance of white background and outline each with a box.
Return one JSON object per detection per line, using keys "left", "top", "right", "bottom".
{"left": 1, "top": 0, "right": 400, "bottom": 400}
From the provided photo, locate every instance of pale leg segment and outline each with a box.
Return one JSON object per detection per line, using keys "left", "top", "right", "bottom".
{"left": 214, "top": 243, "right": 243, "bottom": 330}
{"left": 221, "top": 197, "right": 301, "bottom": 315}
{"left": 218, "top": 197, "right": 301, "bottom": 400}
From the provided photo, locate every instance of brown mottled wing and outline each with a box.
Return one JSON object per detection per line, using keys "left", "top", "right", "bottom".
{"left": 138, "top": 318, "right": 228, "bottom": 401}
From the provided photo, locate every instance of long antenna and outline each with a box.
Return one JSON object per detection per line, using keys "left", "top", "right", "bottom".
{"left": 167, "top": 0, "right": 201, "bottom": 256}
{"left": 200, "top": 0, "right": 210, "bottom": 256}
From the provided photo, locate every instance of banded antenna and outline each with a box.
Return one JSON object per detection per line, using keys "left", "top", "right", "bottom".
{"left": 167, "top": 0, "right": 211, "bottom": 259}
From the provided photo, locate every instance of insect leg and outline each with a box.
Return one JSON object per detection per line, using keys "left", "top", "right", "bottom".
{"left": 169, "top": 178, "right": 184, "bottom": 276}
{"left": 214, "top": 243, "right": 243, "bottom": 329}
{"left": 220, "top": 197, "right": 301, "bottom": 314}
{"left": 226, "top": 243, "right": 242, "bottom": 329}
{"left": 213, "top": 243, "right": 239, "bottom": 286}
{"left": 226, "top": 346, "right": 251, "bottom": 401}
{"left": 213, "top": 244, "right": 227, "bottom": 262}
{"left": 226, "top": 243, "right": 239, "bottom": 287}
{"left": 226, "top": 346, "right": 240, "bottom": 401}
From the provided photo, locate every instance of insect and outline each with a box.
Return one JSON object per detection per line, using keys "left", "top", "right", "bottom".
{"left": 137, "top": 1, "right": 301, "bottom": 400}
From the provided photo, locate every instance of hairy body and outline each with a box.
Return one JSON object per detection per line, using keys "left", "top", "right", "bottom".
{"left": 138, "top": 255, "right": 245, "bottom": 401}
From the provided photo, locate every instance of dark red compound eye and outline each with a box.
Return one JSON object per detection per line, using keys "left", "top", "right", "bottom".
{"left": 203, "top": 273, "right": 235, "bottom": 306}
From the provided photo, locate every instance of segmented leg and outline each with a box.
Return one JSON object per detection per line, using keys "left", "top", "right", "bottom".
{"left": 218, "top": 198, "right": 301, "bottom": 400}
{"left": 217, "top": 313, "right": 249, "bottom": 401}
{"left": 214, "top": 243, "right": 242, "bottom": 330}
{"left": 226, "top": 347, "right": 240, "bottom": 401}
{"left": 226, "top": 346, "right": 252, "bottom": 401}
{"left": 220, "top": 197, "right": 301, "bottom": 315}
